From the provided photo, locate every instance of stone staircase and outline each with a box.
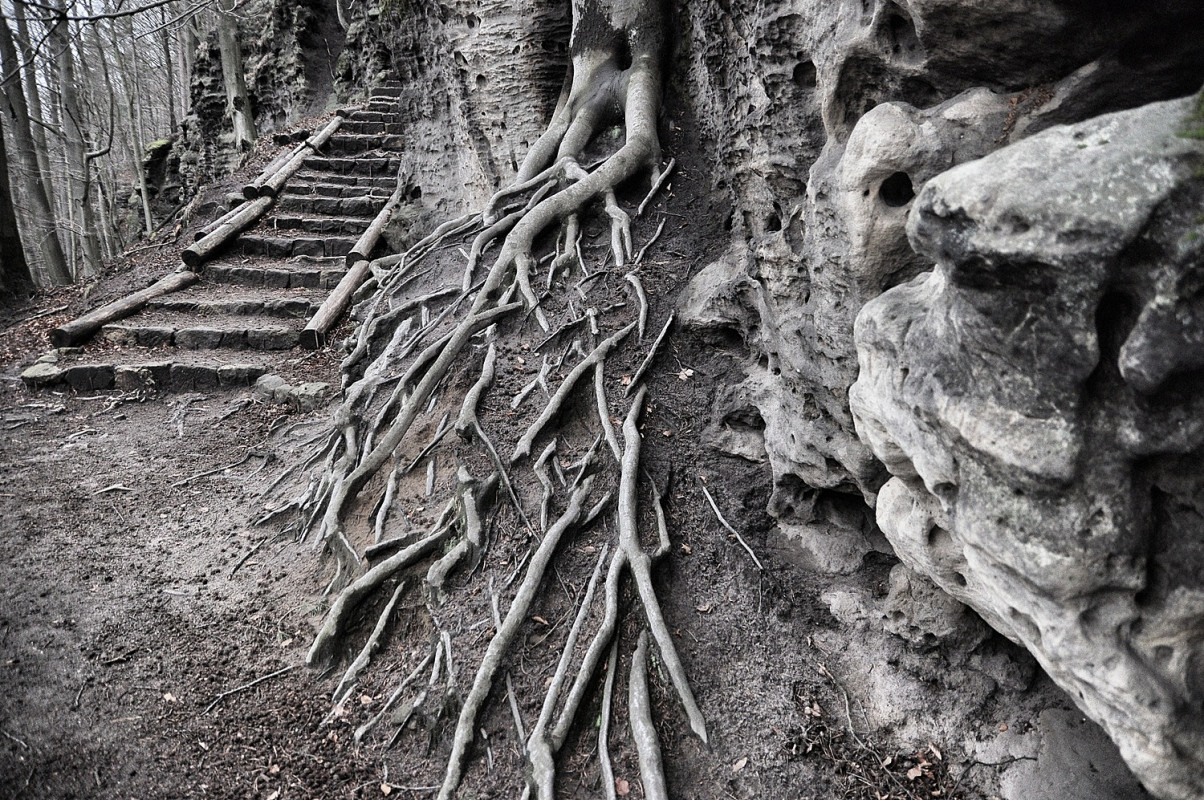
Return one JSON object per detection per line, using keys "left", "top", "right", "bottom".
{"left": 25, "top": 85, "right": 407, "bottom": 400}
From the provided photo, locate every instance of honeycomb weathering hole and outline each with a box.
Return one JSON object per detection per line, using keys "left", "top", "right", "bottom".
{"left": 879, "top": 171, "right": 915, "bottom": 207}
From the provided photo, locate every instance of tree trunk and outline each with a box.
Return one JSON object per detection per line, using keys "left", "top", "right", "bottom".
{"left": 0, "top": 12, "right": 71, "bottom": 285}
{"left": 49, "top": 2, "right": 102, "bottom": 277}
{"left": 216, "top": 1, "right": 257, "bottom": 151}
{"left": 0, "top": 113, "right": 34, "bottom": 302}
{"left": 12, "top": 3, "right": 55, "bottom": 213}
{"left": 160, "top": 7, "right": 178, "bottom": 133}
{"left": 110, "top": 17, "right": 154, "bottom": 236}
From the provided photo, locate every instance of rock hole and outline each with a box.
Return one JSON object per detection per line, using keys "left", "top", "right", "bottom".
{"left": 879, "top": 172, "right": 914, "bottom": 207}
{"left": 1154, "top": 645, "right": 1174, "bottom": 664}
{"left": 952, "top": 572, "right": 967, "bottom": 587}
{"left": 409, "top": 186, "right": 422, "bottom": 199}
{"left": 886, "top": 9, "right": 919, "bottom": 55}
{"left": 465, "top": 13, "right": 479, "bottom": 28}
{"left": 765, "top": 213, "right": 782, "bottom": 232}
{"left": 792, "top": 59, "right": 816, "bottom": 88}
{"left": 615, "top": 38, "right": 632, "bottom": 71}
{"left": 476, "top": 74, "right": 487, "bottom": 88}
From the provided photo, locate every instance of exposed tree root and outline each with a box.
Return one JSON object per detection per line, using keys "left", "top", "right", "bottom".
{"left": 271, "top": 1, "right": 714, "bottom": 796}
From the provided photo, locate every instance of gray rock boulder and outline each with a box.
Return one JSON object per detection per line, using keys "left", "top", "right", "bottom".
{"left": 850, "top": 93, "right": 1204, "bottom": 800}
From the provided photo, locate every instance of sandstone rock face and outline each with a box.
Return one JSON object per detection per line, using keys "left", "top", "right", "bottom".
{"left": 850, "top": 95, "right": 1204, "bottom": 800}
{"left": 679, "top": 0, "right": 1204, "bottom": 574}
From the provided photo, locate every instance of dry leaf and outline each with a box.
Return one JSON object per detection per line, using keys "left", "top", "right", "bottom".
{"left": 532, "top": 616, "right": 549, "bottom": 626}
{"left": 696, "top": 603, "right": 713, "bottom": 613}
{"left": 662, "top": 429, "right": 672, "bottom": 437}
{"left": 381, "top": 783, "right": 393, "bottom": 796}
{"left": 732, "top": 757, "right": 748, "bottom": 773}
{"left": 677, "top": 368, "right": 694, "bottom": 380}
{"left": 162, "top": 693, "right": 176, "bottom": 703}
{"left": 999, "top": 723, "right": 1009, "bottom": 732}
{"left": 266, "top": 792, "right": 280, "bottom": 800}
{"left": 268, "top": 764, "right": 280, "bottom": 775}
{"left": 680, "top": 544, "right": 692, "bottom": 554}
{"left": 929, "top": 743, "right": 942, "bottom": 761}
{"left": 615, "top": 777, "right": 630, "bottom": 796}
{"left": 360, "top": 694, "right": 374, "bottom": 705}
{"left": 907, "top": 765, "right": 924, "bottom": 781}
{"left": 620, "top": 375, "right": 633, "bottom": 386}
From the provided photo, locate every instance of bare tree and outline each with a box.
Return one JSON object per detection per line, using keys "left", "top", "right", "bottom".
{"left": 0, "top": 10, "right": 71, "bottom": 285}
{"left": 215, "top": 0, "right": 254, "bottom": 151}
{"left": 0, "top": 113, "right": 34, "bottom": 301}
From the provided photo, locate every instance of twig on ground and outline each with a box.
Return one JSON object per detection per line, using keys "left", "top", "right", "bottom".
{"left": 698, "top": 478, "right": 764, "bottom": 572}
{"left": 204, "top": 664, "right": 298, "bottom": 714}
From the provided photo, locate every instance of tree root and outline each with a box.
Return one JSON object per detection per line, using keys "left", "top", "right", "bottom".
{"left": 511, "top": 322, "right": 635, "bottom": 462}
{"left": 620, "top": 387, "right": 708, "bottom": 743}
{"left": 526, "top": 543, "right": 610, "bottom": 799}
{"left": 629, "top": 630, "right": 669, "bottom": 800}
{"left": 308, "top": 511, "right": 456, "bottom": 668}
{"left": 437, "top": 477, "right": 603, "bottom": 800}
{"left": 626, "top": 312, "right": 675, "bottom": 397}
{"left": 332, "top": 580, "right": 406, "bottom": 704}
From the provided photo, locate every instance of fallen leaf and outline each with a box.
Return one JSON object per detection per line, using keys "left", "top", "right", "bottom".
{"left": 732, "top": 756, "right": 748, "bottom": 773}
{"left": 677, "top": 368, "right": 694, "bottom": 380}
{"left": 268, "top": 764, "right": 280, "bottom": 775}
{"left": 381, "top": 783, "right": 393, "bottom": 796}
{"left": 266, "top": 792, "right": 280, "bottom": 800}
{"left": 360, "top": 694, "right": 374, "bottom": 705}
{"left": 662, "top": 429, "right": 672, "bottom": 437}
{"left": 532, "top": 616, "right": 549, "bottom": 626}
{"left": 680, "top": 543, "right": 692, "bottom": 554}
{"left": 929, "top": 743, "right": 942, "bottom": 761}
{"left": 696, "top": 603, "right": 713, "bottom": 613}
{"left": 999, "top": 723, "right": 1009, "bottom": 732}
{"left": 615, "top": 777, "right": 630, "bottom": 796}
{"left": 881, "top": 756, "right": 893, "bottom": 768}
{"left": 162, "top": 693, "right": 177, "bottom": 703}
{"left": 620, "top": 375, "right": 632, "bottom": 386}
{"left": 907, "top": 765, "right": 924, "bottom": 781}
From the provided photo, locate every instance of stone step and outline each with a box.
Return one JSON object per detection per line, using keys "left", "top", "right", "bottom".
{"left": 204, "top": 260, "right": 347, "bottom": 290}
{"left": 276, "top": 194, "right": 387, "bottom": 217}
{"left": 369, "top": 84, "right": 403, "bottom": 98}
{"left": 22, "top": 349, "right": 272, "bottom": 393}
{"left": 263, "top": 214, "right": 375, "bottom": 236}
{"left": 285, "top": 175, "right": 396, "bottom": 193}
{"left": 237, "top": 234, "right": 359, "bottom": 260}
{"left": 338, "top": 120, "right": 391, "bottom": 135}
{"left": 144, "top": 285, "right": 324, "bottom": 317}
{"left": 100, "top": 312, "right": 303, "bottom": 351}
{"left": 326, "top": 134, "right": 406, "bottom": 155}
{"left": 302, "top": 155, "right": 400, "bottom": 175}
{"left": 343, "top": 110, "right": 403, "bottom": 124}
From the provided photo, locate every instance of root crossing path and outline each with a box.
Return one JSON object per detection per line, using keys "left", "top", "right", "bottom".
{"left": 22, "top": 82, "right": 409, "bottom": 398}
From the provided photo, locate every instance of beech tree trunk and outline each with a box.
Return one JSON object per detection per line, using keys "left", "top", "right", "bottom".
{"left": 49, "top": 1, "right": 102, "bottom": 277}
{"left": 12, "top": 3, "right": 55, "bottom": 213}
{"left": 216, "top": 0, "right": 257, "bottom": 151}
{"left": 0, "top": 115, "right": 34, "bottom": 301}
{"left": 0, "top": 12, "right": 71, "bottom": 285}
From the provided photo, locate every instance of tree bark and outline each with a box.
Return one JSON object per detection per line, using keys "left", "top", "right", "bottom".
{"left": 49, "top": 1, "right": 102, "bottom": 277}
{"left": 0, "top": 113, "right": 34, "bottom": 301}
{"left": 12, "top": 3, "right": 55, "bottom": 213}
{"left": 0, "top": 12, "right": 71, "bottom": 285}
{"left": 216, "top": 0, "right": 257, "bottom": 151}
